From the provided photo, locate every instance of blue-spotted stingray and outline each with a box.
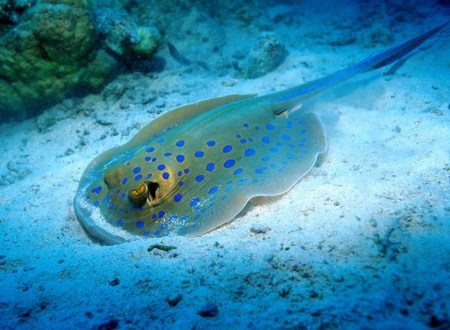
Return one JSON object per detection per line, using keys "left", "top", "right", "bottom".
{"left": 74, "top": 23, "right": 448, "bottom": 244}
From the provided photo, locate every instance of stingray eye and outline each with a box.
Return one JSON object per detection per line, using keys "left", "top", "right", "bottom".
{"left": 128, "top": 183, "right": 148, "bottom": 208}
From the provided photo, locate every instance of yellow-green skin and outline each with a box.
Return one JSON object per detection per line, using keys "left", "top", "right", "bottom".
{"left": 74, "top": 22, "right": 447, "bottom": 244}
{"left": 74, "top": 93, "right": 326, "bottom": 244}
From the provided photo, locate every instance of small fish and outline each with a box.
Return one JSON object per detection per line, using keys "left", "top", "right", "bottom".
{"left": 167, "top": 42, "right": 192, "bottom": 66}
{"left": 168, "top": 42, "right": 209, "bottom": 70}
{"left": 74, "top": 22, "right": 448, "bottom": 244}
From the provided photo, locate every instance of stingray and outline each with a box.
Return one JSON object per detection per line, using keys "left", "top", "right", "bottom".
{"left": 74, "top": 22, "right": 448, "bottom": 244}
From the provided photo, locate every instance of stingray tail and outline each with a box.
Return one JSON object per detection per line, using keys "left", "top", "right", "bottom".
{"left": 266, "top": 21, "right": 449, "bottom": 104}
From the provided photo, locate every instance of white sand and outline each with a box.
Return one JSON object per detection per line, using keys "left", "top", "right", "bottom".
{"left": 1, "top": 1, "right": 449, "bottom": 329}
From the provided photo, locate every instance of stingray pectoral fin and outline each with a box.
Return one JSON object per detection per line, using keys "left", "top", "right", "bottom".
{"left": 74, "top": 193, "right": 130, "bottom": 244}
{"left": 130, "top": 94, "right": 258, "bottom": 147}
{"left": 186, "top": 112, "right": 327, "bottom": 236}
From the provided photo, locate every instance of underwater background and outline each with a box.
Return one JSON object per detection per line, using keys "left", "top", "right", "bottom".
{"left": 1, "top": 0, "right": 449, "bottom": 329}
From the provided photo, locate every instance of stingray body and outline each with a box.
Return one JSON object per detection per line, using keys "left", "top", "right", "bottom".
{"left": 74, "top": 23, "right": 447, "bottom": 244}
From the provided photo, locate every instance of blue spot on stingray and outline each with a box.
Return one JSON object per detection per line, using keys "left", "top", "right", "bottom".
{"left": 91, "top": 186, "right": 102, "bottom": 194}
{"left": 161, "top": 224, "right": 168, "bottom": 230}
{"left": 176, "top": 140, "right": 185, "bottom": 147}
{"left": 206, "top": 163, "right": 215, "bottom": 171}
{"left": 135, "top": 174, "right": 142, "bottom": 181}
{"left": 158, "top": 211, "right": 165, "bottom": 218}
{"left": 121, "top": 193, "right": 126, "bottom": 199}
{"left": 93, "top": 201, "right": 99, "bottom": 207}
{"left": 179, "top": 181, "right": 184, "bottom": 187}
{"left": 146, "top": 147, "right": 155, "bottom": 153}
{"left": 195, "top": 151, "right": 204, "bottom": 158}
{"left": 270, "top": 148, "right": 278, "bottom": 153}
{"left": 262, "top": 136, "right": 270, "bottom": 143}
{"left": 234, "top": 168, "right": 243, "bottom": 175}
{"left": 190, "top": 198, "right": 200, "bottom": 207}
{"left": 221, "top": 196, "right": 226, "bottom": 200}
{"left": 174, "top": 193, "right": 183, "bottom": 202}
{"left": 152, "top": 157, "right": 157, "bottom": 162}
{"left": 145, "top": 156, "right": 151, "bottom": 161}
{"left": 287, "top": 121, "right": 293, "bottom": 128}
{"left": 207, "top": 140, "right": 216, "bottom": 147}
{"left": 157, "top": 138, "right": 164, "bottom": 143}
{"left": 255, "top": 126, "right": 259, "bottom": 131}
{"left": 169, "top": 215, "right": 178, "bottom": 223}
{"left": 117, "top": 219, "right": 123, "bottom": 226}
{"left": 282, "top": 134, "right": 291, "bottom": 141}
{"left": 184, "top": 168, "right": 190, "bottom": 173}
{"left": 157, "top": 164, "right": 166, "bottom": 171}
{"left": 236, "top": 134, "right": 241, "bottom": 138}
{"left": 226, "top": 180, "right": 233, "bottom": 185}
{"left": 178, "top": 171, "right": 182, "bottom": 176}
{"left": 223, "top": 145, "right": 233, "bottom": 153}
{"left": 181, "top": 215, "right": 188, "bottom": 221}
{"left": 196, "top": 175, "right": 205, "bottom": 182}
{"left": 163, "top": 172, "right": 170, "bottom": 180}
{"left": 145, "top": 173, "right": 152, "bottom": 179}
{"left": 244, "top": 123, "right": 249, "bottom": 127}
{"left": 249, "top": 138, "right": 254, "bottom": 142}
{"left": 136, "top": 220, "right": 144, "bottom": 228}
{"left": 164, "top": 152, "right": 172, "bottom": 156}
{"left": 255, "top": 169, "right": 264, "bottom": 174}
{"left": 245, "top": 148, "right": 255, "bottom": 156}
{"left": 266, "top": 123, "right": 275, "bottom": 130}
{"left": 154, "top": 230, "right": 160, "bottom": 236}
{"left": 209, "top": 186, "right": 218, "bottom": 195}
{"left": 262, "top": 156, "right": 270, "bottom": 162}
{"left": 276, "top": 142, "right": 283, "bottom": 147}
{"left": 240, "top": 139, "right": 246, "bottom": 144}
{"left": 289, "top": 143, "right": 295, "bottom": 148}
{"left": 129, "top": 206, "right": 134, "bottom": 211}
{"left": 133, "top": 167, "right": 141, "bottom": 174}
{"left": 143, "top": 231, "right": 150, "bottom": 237}
{"left": 301, "top": 129, "right": 306, "bottom": 133}
{"left": 152, "top": 213, "right": 157, "bottom": 219}
{"left": 239, "top": 178, "right": 247, "bottom": 183}
{"left": 224, "top": 159, "right": 235, "bottom": 168}
{"left": 176, "top": 155, "right": 185, "bottom": 163}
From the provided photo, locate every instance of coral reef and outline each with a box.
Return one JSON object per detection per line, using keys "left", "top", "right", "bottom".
{"left": 0, "top": 0, "right": 35, "bottom": 25}
{"left": 95, "top": 7, "right": 161, "bottom": 63}
{"left": 0, "top": 0, "right": 117, "bottom": 120}
{"left": 243, "top": 33, "right": 288, "bottom": 79}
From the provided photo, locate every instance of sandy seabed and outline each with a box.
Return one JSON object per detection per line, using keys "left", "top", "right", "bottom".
{"left": 1, "top": 1, "right": 450, "bottom": 329}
